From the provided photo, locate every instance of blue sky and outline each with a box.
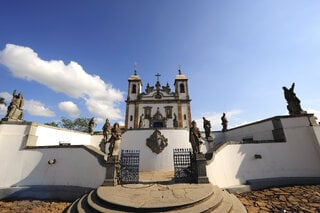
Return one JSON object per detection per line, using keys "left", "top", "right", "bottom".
{"left": 1, "top": 0, "right": 320, "bottom": 130}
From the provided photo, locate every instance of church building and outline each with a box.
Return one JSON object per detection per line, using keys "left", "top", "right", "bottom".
{"left": 125, "top": 69, "right": 192, "bottom": 129}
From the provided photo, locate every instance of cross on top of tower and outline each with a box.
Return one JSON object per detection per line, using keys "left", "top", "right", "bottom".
{"left": 155, "top": 73, "right": 161, "bottom": 82}
{"left": 134, "top": 62, "right": 137, "bottom": 75}
{"left": 178, "top": 64, "right": 182, "bottom": 75}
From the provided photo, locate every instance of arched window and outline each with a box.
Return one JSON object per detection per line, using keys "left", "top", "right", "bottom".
{"left": 180, "top": 83, "right": 185, "bottom": 93}
{"left": 130, "top": 115, "right": 133, "bottom": 121}
{"left": 132, "top": 84, "right": 137, "bottom": 94}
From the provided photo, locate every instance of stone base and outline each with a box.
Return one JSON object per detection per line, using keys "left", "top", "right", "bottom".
{"left": 194, "top": 153, "right": 209, "bottom": 184}
{"left": 102, "top": 156, "right": 119, "bottom": 186}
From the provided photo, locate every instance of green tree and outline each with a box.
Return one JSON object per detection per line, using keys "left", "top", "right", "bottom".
{"left": 44, "top": 121, "right": 59, "bottom": 127}
{"left": 59, "top": 117, "right": 91, "bottom": 132}
{"left": 0, "top": 97, "right": 6, "bottom": 106}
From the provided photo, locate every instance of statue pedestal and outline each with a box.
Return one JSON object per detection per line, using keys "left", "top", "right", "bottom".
{"left": 102, "top": 155, "right": 119, "bottom": 186}
{"left": 205, "top": 136, "right": 214, "bottom": 160}
{"left": 194, "top": 153, "right": 209, "bottom": 184}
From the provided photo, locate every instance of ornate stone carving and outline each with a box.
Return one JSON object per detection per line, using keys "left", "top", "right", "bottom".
{"left": 149, "top": 107, "right": 167, "bottom": 128}
{"left": 283, "top": 83, "right": 306, "bottom": 115}
{"left": 2, "top": 90, "right": 24, "bottom": 121}
{"left": 146, "top": 129, "right": 168, "bottom": 154}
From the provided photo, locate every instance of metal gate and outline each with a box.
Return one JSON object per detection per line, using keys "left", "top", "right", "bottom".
{"left": 119, "top": 150, "right": 140, "bottom": 184}
{"left": 173, "top": 148, "right": 194, "bottom": 183}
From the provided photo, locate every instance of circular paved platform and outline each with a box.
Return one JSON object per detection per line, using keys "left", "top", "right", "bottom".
{"left": 97, "top": 183, "right": 214, "bottom": 209}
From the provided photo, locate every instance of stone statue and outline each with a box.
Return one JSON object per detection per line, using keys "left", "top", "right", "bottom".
{"left": 102, "top": 118, "right": 111, "bottom": 140}
{"left": 203, "top": 117, "right": 211, "bottom": 139}
{"left": 88, "top": 117, "right": 95, "bottom": 135}
{"left": 283, "top": 83, "right": 305, "bottom": 115}
{"left": 221, "top": 113, "right": 228, "bottom": 132}
{"left": 108, "top": 122, "right": 122, "bottom": 156}
{"left": 189, "top": 120, "right": 202, "bottom": 154}
{"left": 173, "top": 113, "right": 178, "bottom": 128}
{"left": 3, "top": 90, "right": 24, "bottom": 121}
{"left": 139, "top": 114, "right": 145, "bottom": 128}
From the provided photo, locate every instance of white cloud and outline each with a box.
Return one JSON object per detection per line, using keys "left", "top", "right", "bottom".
{"left": 0, "top": 105, "right": 6, "bottom": 116}
{"left": 24, "top": 99, "right": 56, "bottom": 117}
{"left": 0, "top": 92, "right": 12, "bottom": 103}
{"left": 194, "top": 110, "right": 243, "bottom": 131}
{"left": 59, "top": 101, "right": 80, "bottom": 118}
{"left": 0, "top": 44, "right": 124, "bottom": 120}
{"left": 0, "top": 92, "right": 12, "bottom": 116}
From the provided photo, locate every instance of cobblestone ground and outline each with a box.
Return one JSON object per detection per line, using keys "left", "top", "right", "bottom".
{"left": 0, "top": 200, "right": 71, "bottom": 213}
{"left": 236, "top": 185, "right": 320, "bottom": 212}
{"left": 0, "top": 185, "right": 319, "bottom": 212}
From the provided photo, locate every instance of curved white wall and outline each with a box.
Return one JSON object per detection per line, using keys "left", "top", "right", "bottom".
{"left": 207, "top": 116, "right": 320, "bottom": 187}
{"left": 0, "top": 123, "right": 106, "bottom": 188}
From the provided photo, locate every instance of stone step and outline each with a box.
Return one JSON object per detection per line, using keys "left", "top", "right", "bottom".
{"left": 66, "top": 184, "right": 247, "bottom": 213}
{"left": 77, "top": 194, "right": 92, "bottom": 213}
{"left": 65, "top": 197, "right": 79, "bottom": 213}
{"left": 87, "top": 190, "right": 122, "bottom": 213}
{"left": 210, "top": 190, "right": 233, "bottom": 213}
{"left": 229, "top": 193, "right": 247, "bottom": 213}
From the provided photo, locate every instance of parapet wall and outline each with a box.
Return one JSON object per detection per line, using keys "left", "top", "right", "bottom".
{"left": 0, "top": 122, "right": 106, "bottom": 190}
{"left": 207, "top": 115, "right": 320, "bottom": 188}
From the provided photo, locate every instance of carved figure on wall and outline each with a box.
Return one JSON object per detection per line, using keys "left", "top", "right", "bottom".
{"left": 88, "top": 117, "right": 95, "bottom": 135}
{"left": 189, "top": 120, "right": 202, "bottom": 154}
{"left": 139, "top": 113, "right": 145, "bottom": 128}
{"left": 3, "top": 90, "right": 24, "bottom": 121}
{"left": 162, "top": 82, "right": 171, "bottom": 93}
{"left": 203, "top": 117, "right": 211, "bottom": 139}
{"left": 146, "top": 129, "right": 168, "bottom": 154}
{"left": 173, "top": 113, "right": 178, "bottom": 128}
{"left": 145, "top": 83, "right": 154, "bottom": 94}
{"left": 221, "top": 113, "right": 228, "bottom": 132}
{"left": 282, "top": 83, "right": 305, "bottom": 115}
{"left": 108, "top": 122, "right": 122, "bottom": 156}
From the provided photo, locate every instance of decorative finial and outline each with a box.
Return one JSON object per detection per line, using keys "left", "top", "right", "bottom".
{"left": 134, "top": 62, "right": 137, "bottom": 75}
{"left": 155, "top": 73, "right": 161, "bottom": 82}
{"left": 178, "top": 64, "right": 181, "bottom": 75}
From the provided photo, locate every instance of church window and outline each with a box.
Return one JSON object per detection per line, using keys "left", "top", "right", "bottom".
{"left": 184, "top": 114, "right": 187, "bottom": 120}
{"left": 130, "top": 115, "right": 133, "bottom": 121}
{"left": 164, "top": 106, "right": 173, "bottom": 119}
{"left": 144, "top": 106, "right": 152, "bottom": 119}
{"left": 132, "top": 84, "right": 137, "bottom": 94}
{"left": 180, "top": 83, "right": 185, "bottom": 93}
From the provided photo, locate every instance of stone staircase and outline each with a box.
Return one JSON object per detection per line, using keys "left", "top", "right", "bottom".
{"left": 65, "top": 183, "right": 246, "bottom": 213}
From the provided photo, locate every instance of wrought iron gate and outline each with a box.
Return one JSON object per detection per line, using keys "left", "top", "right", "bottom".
{"left": 119, "top": 150, "right": 140, "bottom": 184}
{"left": 173, "top": 148, "right": 194, "bottom": 183}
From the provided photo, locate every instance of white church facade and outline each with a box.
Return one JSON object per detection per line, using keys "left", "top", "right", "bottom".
{"left": 125, "top": 70, "right": 192, "bottom": 129}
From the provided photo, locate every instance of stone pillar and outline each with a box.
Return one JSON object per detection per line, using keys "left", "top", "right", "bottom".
{"left": 102, "top": 156, "right": 120, "bottom": 186}
{"left": 194, "top": 153, "right": 209, "bottom": 184}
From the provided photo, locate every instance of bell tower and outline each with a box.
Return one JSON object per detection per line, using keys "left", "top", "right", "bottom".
{"left": 125, "top": 69, "right": 142, "bottom": 129}
{"left": 174, "top": 68, "right": 191, "bottom": 128}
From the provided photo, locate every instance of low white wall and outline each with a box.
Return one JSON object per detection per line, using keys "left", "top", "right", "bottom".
{"left": 121, "top": 129, "right": 191, "bottom": 171}
{"left": 225, "top": 119, "right": 274, "bottom": 142}
{"left": 35, "top": 125, "right": 91, "bottom": 146}
{"left": 207, "top": 116, "right": 320, "bottom": 188}
{"left": 0, "top": 123, "right": 106, "bottom": 188}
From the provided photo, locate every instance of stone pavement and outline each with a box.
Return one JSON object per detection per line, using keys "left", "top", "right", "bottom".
{"left": 65, "top": 170, "right": 246, "bottom": 212}
{"left": 236, "top": 185, "right": 320, "bottom": 212}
